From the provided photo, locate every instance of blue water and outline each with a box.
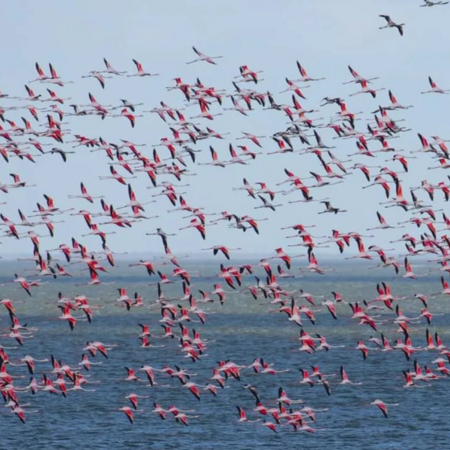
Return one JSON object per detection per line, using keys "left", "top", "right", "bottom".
{"left": 1, "top": 263, "right": 450, "bottom": 449}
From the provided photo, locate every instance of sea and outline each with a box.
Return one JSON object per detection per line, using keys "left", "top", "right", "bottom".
{"left": 0, "top": 259, "right": 449, "bottom": 450}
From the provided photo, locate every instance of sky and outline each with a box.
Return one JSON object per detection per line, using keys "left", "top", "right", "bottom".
{"left": 0, "top": 0, "right": 450, "bottom": 258}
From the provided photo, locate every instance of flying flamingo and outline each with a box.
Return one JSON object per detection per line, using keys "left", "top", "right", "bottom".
{"left": 421, "top": 76, "right": 450, "bottom": 94}
{"left": 100, "top": 58, "right": 127, "bottom": 75}
{"left": 127, "top": 59, "right": 159, "bottom": 77}
{"left": 186, "top": 47, "right": 223, "bottom": 65}
{"left": 420, "top": 0, "right": 449, "bottom": 6}
{"left": 201, "top": 246, "right": 241, "bottom": 260}
{"left": 82, "top": 71, "right": 111, "bottom": 89}
{"left": 319, "top": 201, "right": 347, "bottom": 214}
{"left": 379, "top": 15, "right": 405, "bottom": 36}
{"left": 370, "top": 399, "right": 399, "bottom": 418}
{"left": 68, "top": 182, "right": 104, "bottom": 204}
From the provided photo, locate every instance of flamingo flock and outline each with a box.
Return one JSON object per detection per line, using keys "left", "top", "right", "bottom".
{"left": 1, "top": 5, "right": 450, "bottom": 445}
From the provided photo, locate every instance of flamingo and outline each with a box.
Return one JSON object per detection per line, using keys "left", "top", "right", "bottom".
{"left": 318, "top": 201, "right": 347, "bottom": 214}
{"left": 420, "top": 0, "right": 449, "bottom": 6}
{"left": 421, "top": 76, "right": 450, "bottom": 94}
{"left": 370, "top": 399, "right": 399, "bottom": 418}
{"left": 236, "top": 131, "right": 265, "bottom": 147}
{"left": 100, "top": 58, "right": 127, "bottom": 75}
{"left": 82, "top": 71, "right": 111, "bottom": 89}
{"left": 339, "top": 366, "right": 363, "bottom": 385}
{"left": 119, "top": 406, "right": 143, "bottom": 424}
{"left": 294, "top": 61, "right": 325, "bottom": 82}
{"left": 201, "top": 246, "right": 241, "bottom": 260}
{"left": 350, "top": 80, "right": 385, "bottom": 98}
{"left": 127, "top": 59, "right": 159, "bottom": 77}
{"left": 186, "top": 47, "right": 223, "bottom": 65}
{"left": 381, "top": 90, "right": 413, "bottom": 111}
{"left": 68, "top": 182, "right": 104, "bottom": 204}
{"left": 198, "top": 146, "right": 228, "bottom": 167}
{"left": 343, "top": 66, "right": 379, "bottom": 85}
{"left": 379, "top": 15, "right": 405, "bottom": 36}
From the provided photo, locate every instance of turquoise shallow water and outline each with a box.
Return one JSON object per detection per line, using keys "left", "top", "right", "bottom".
{"left": 1, "top": 260, "right": 449, "bottom": 449}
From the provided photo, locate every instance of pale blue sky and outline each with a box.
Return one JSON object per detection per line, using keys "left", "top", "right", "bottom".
{"left": 0, "top": 0, "right": 449, "bottom": 256}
